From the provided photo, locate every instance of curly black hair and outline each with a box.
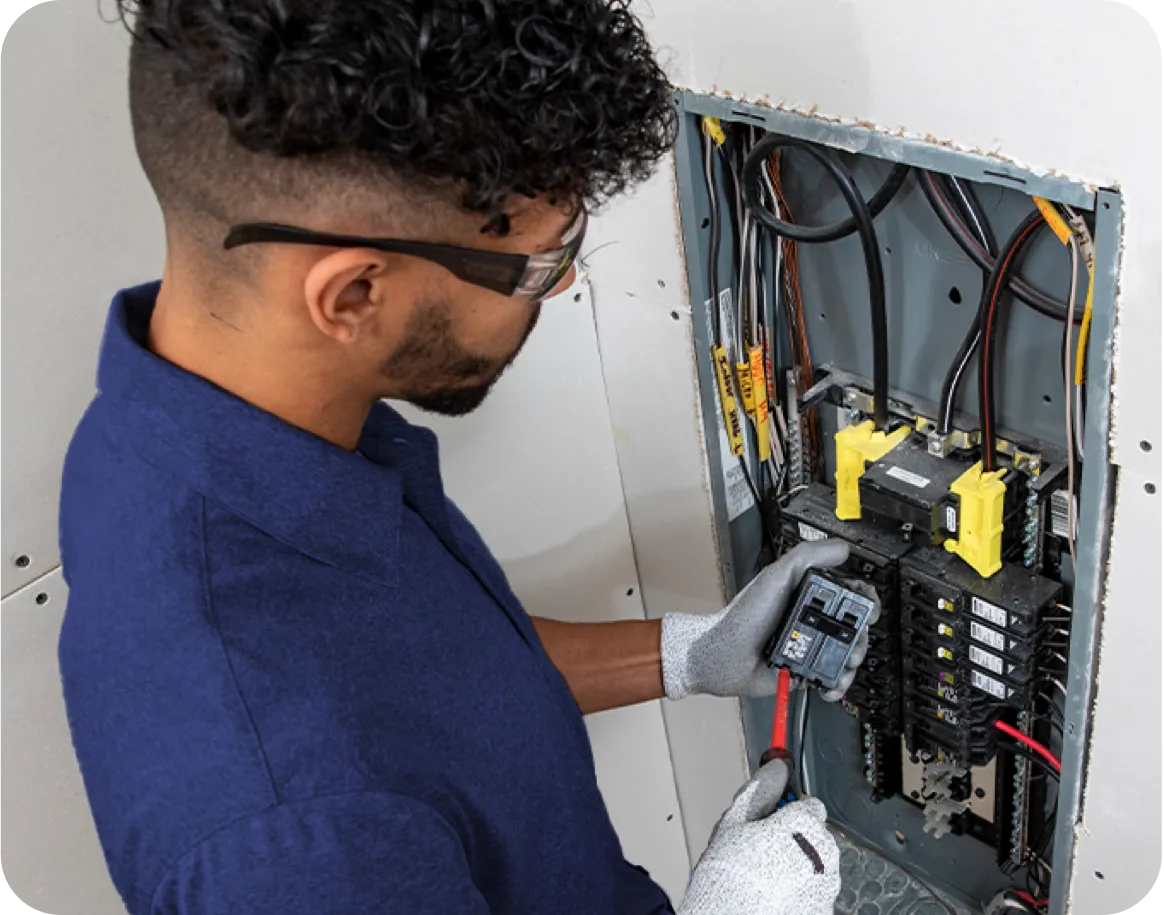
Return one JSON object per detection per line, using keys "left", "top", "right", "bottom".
{"left": 119, "top": 0, "right": 676, "bottom": 229}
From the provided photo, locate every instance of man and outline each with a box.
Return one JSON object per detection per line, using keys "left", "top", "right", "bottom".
{"left": 58, "top": 2, "right": 869, "bottom": 913}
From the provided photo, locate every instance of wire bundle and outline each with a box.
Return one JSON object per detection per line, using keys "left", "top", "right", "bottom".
{"left": 742, "top": 135, "right": 907, "bottom": 430}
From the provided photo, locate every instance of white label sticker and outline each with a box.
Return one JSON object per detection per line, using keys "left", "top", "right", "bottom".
{"left": 969, "top": 645, "right": 1004, "bottom": 675}
{"left": 798, "top": 523, "right": 828, "bottom": 543}
{"left": 971, "top": 670, "right": 1008, "bottom": 700}
{"left": 945, "top": 505, "right": 958, "bottom": 534}
{"left": 971, "top": 597, "right": 1009, "bottom": 629}
{"left": 886, "top": 466, "right": 931, "bottom": 489}
{"left": 704, "top": 290, "right": 754, "bottom": 523}
{"left": 970, "top": 621, "right": 1007, "bottom": 652}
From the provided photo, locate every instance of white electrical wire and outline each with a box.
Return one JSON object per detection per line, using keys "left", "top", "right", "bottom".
{"left": 1063, "top": 237, "right": 1081, "bottom": 568}
{"left": 1036, "top": 676, "right": 1068, "bottom": 700}
{"left": 1074, "top": 383, "right": 1086, "bottom": 463}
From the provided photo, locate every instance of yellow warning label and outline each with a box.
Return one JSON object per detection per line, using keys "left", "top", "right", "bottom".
{"left": 736, "top": 362, "right": 756, "bottom": 416}
{"left": 713, "top": 346, "right": 745, "bottom": 457}
{"left": 749, "top": 346, "right": 771, "bottom": 463}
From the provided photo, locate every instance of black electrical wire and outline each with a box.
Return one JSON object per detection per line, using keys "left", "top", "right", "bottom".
{"left": 743, "top": 134, "right": 895, "bottom": 429}
{"left": 979, "top": 210, "right": 1048, "bottom": 471}
{"left": 702, "top": 130, "right": 722, "bottom": 340}
{"left": 919, "top": 171, "right": 1082, "bottom": 324}
{"left": 1000, "top": 738, "right": 1061, "bottom": 782}
{"left": 937, "top": 178, "right": 998, "bottom": 433}
{"left": 702, "top": 128, "right": 780, "bottom": 561}
{"left": 945, "top": 175, "right": 997, "bottom": 256}
{"left": 742, "top": 158, "right": 910, "bottom": 243}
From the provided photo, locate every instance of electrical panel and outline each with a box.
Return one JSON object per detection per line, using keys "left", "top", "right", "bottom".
{"left": 675, "top": 92, "right": 1118, "bottom": 913}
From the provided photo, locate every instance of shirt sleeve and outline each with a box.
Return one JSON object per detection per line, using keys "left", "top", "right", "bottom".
{"left": 151, "top": 792, "right": 491, "bottom": 915}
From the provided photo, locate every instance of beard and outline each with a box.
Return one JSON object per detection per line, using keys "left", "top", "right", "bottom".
{"left": 383, "top": 298, "right": 542, "bottom": 417}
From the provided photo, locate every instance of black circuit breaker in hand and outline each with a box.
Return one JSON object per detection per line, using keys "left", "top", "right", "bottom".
{"left": 765, "top": 571, "right": 878, "bottom": 692}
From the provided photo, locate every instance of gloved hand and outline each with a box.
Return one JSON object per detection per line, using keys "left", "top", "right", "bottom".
{"left": 679, "top": 759, "right": 840, "bottom": 915}
{"left": 660, "top": 539, "right": 879, "bottom": 701}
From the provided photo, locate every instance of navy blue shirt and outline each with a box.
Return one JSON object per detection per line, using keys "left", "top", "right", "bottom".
{"left": 58, "top": 284, "right": 673, "bottom": 915}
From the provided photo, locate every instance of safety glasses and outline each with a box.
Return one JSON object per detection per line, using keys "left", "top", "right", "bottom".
{"left": 223, "top": 207, "right": 587, "bottom": 301}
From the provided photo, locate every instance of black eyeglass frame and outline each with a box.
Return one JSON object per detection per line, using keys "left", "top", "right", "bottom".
{"left": 223, "top": 208, "right": 587, "bottom": 301}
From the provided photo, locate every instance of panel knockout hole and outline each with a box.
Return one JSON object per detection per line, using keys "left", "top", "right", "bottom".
{"left": 35, "top": 593, "right": 49, "bottom": 606}
{"left": 948, "top": 286, "right": 962, "bottom": 305}
{"left": 14, "top": 554, "right": 30, "bottom": 569}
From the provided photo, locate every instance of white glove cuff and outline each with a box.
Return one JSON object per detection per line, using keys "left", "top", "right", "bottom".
{"left": 660, "top": 610, "right": 723, "bottom": 700}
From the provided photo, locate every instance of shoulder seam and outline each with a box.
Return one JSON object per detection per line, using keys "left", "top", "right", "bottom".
{"left": 197, "top": 495, "right": 281, "bottom": 805}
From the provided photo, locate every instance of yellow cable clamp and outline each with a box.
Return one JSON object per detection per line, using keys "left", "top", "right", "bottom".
{"left": 712, "top": 346, "right": 744, "bottom": 457}
{"left": 833, "top": 421, "right": 910, "bottom": 520}
{"left": 944, "top": 462, "right": 1008, "bottom": 578}
{"left": 701, "top": 116, "right": 726, "bottom": 147}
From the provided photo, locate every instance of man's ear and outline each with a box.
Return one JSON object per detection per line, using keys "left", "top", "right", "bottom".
{"left": 302, "top": 248, "right": 391, "bottom": 345}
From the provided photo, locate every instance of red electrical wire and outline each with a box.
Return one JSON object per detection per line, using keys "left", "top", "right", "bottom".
{"left": 770, "top": 668, "right": 792, "bottom": 751}
{"left": 995, "top": 720, "right": 1062, "bottom": 773}
{"left": 1013, "top": 889, "right": 1048, "bottom": 908}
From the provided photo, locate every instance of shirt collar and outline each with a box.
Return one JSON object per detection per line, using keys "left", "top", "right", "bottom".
{"left": 96, "top": 282, "right": 442, "bottom": 589}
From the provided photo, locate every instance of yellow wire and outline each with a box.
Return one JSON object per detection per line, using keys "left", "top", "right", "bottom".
{"left": 1074, "top": 266, "right": 1095, "bottom": 386}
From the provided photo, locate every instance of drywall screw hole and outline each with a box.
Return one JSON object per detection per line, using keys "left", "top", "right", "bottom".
{"left": 657, "top": 279, "right": 666, "bottom": 289}
{"left": 1140, "top": 440, "right": 1153, "bottom": 452}
{"left": 948, "top": 286, "right": 962, "bottom": 305}
{"left": 626, "top": 587, "right": 635, "bottom": 597}
{"left": 1095, "top": 871, "right": 1105, "bottom": 880}
{"left": 670, "top": 311, "right": 680, "bottom": 321}
{"left": 819, "top": 312, "right": 827, "bottom": 321}
{"left": 35, "top": 593, "right": 49, "bottom": 606}
{"left": 975, "top": 787, "right": 986, "bottom": 798}
{"left": 666, "top": 814, "right": 674, "bottom": 822}
{"left": 573, "top": 292, "right": 582, "bottom": 303}
{"left": 700, "top": 217, "right": 710, "bottom": 229}
{"left": 885, "top": 246, "right": 892, "bottom": 255}
{"left": 14, "top": 554, "right": 30, "bottom": 569}
{"left": 1042, "top": 395, "right": 1053, "bottom": 405}
{"left": 1145, "top": 483, "right": 1157, "bottom": 495}
{"left": 1102, "top": 201, "right": 1110, "bottom": 210}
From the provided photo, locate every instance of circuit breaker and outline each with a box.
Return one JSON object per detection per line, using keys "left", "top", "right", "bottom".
{"left": 674, "top": 91, "right": 1118, "bottom": 913}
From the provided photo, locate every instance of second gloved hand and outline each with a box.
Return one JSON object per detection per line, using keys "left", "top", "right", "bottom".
{"left": 660, "top": 539, "right": 880, "bottom": 701}
{"left": 679, "top": 759, "right": 841, "bottom": 915}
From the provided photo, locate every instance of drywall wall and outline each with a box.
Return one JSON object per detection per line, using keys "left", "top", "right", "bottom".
{"left": 611, "top": 2, "right": 1161, "bottom": 911}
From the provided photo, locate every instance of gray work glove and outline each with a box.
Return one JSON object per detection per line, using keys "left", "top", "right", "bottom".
{"left": 679, "top": 759, "right": 841, "bottom": 915}
{"left": 661, "top": 539, "right": 880, "bottom": 701}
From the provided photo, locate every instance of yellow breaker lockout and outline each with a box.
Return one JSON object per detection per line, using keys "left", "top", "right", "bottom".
{"left": 833, "top": 421, "right": 910, "bottom": 520}
{"left": 944, "top": 462, "right": 1007, "bottom": 578}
